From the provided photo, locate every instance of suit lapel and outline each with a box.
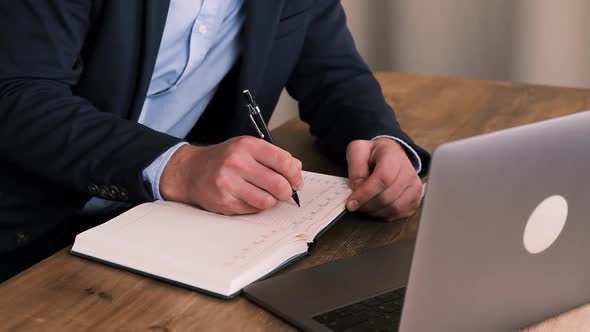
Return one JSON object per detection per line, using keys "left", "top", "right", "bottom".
{"left": 129, "top": 0, "right": 285, "bottom": 136}
{"left": 231, "top": 0, "right": 286, "bottom": 135}
{"left": 130, "top": 0, "right": 171, "bottom": 121}
{"left": 238, "top": 0, "right": 286, "bottom": 93}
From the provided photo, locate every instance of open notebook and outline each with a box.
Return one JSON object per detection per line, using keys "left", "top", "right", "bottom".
{"left": 71, "top": 171, "right": 352, "bottom": 298}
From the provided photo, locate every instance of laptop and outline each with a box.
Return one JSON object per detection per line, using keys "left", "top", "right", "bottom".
{"left": 244, "top": 110, "right": 590, "bottom": 331}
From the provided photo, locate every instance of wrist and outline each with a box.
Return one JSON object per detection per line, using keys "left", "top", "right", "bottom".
{"left": 372, "top": 136, "right": 422, "bottom": 173}
{"left": 160, "top": 144, "right": 201, "bottom": 202}
{"left": 374, "top": 137, "right": 403, "bottom": 152}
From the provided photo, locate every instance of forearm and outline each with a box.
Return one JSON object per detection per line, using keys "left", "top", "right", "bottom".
{"left": 285, "top": 0, "right": 430, "bottom": 173}
{"left": 0, "top": 78, "right": 182, "bottom": 203}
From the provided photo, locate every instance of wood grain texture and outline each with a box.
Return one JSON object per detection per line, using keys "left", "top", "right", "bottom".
{"left": 2, "top": 72, "right": 590, "bottom": 331}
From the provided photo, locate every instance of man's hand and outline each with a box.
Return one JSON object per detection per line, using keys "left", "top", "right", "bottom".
{"left": 159, "top": 136, "right": 303, "bottom": 215}
{"left": 346, "top": 138, "right": 422, "bottom": 220}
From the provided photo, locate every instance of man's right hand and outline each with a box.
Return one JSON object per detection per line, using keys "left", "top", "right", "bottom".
{"left": 159, "top": 136, "right": 303, "bottom": 215}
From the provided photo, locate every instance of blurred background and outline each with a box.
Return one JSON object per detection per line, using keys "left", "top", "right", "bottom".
{"left": 269, "top": 0, "right": 590, "bottom": 129}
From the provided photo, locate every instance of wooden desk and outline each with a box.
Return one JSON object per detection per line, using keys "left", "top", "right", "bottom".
{"left": 2, "top": 72, "right": 590, "bottom": 331}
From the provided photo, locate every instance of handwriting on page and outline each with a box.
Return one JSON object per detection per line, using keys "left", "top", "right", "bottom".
{"left": 221, "top": 173, "right": 351, "bottom": 269}
{"left": 234, "top": 172, "right": 351, "bottom": 231}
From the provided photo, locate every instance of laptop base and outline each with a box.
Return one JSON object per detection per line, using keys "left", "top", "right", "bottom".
{"left": 244, "top": 240, "right": 415, "bottom": 332}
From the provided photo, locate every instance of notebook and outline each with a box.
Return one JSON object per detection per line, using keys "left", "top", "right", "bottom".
{"left": 71, "top": 171, "right": 352, "bottom": 298}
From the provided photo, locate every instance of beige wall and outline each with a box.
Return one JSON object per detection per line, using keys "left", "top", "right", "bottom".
{"left": 269, "top": 0, "right": 590, "bottom": 129}
{"left": 513, "top": 0, "right": 590, "bottom": 88}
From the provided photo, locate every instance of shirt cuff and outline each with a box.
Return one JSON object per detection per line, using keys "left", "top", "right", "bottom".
{"left": 371, "top": 135, "right": 423, "bottom": 174}
{"left": 142, "top": 142, "right": 188, "bottom": 201}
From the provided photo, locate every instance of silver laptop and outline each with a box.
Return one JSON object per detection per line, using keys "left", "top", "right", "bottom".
{"left": 244, "top": 110, "right": 590, "bottom": 331}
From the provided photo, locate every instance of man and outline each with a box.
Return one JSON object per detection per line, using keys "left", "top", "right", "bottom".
{"left": 0, "top": 0, "right": 430, "bottom": 281}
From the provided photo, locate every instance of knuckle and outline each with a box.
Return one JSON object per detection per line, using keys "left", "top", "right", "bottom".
{"left": 412, "top": 196, "right": 422, "bottom": 208}
{"left": 221, "top": 210, "right": 235, "bottom": 216}
{"left": 398, "top": 211, "right": 412, "bottom": 219}
{"left": 295, "top": 159, "right": 303, "bottom": 170}
{"left": 391, "top": 200, "right": 403, "bottom": 213}
{"left": 375, "top": 194, "right": 389, "bottom": 207}
{"left": 234, "top": 135, "right": 256, "bottom": 148}
{"left": 405, "top": 207, "right": 417, "bottom": 217}
{"left": 259, "top": 195, "right": 277, "bottom": 209}
{"left": 275, "top": 154, "right": 292, "bottom": 173}
{"left": 228, "top": 137, "right": 257, "bottom": 155}
{"left": 221, "top": 154, "right": 245, "bottom": 170}
{"left": 217, "top": 198, "right": 235, "bottom": 215}
{"left": 292, "top": 159, "right": 303, "bottom": 178}
{"left": 376, "top": 176, "right": 391, "bottom": 191}
{"left": 214, "top": 175, "right": 232, "bottom": 191}
{"left": 269, "top": 178, "right": 287, "bottom": 197}
{"left": 281, "top": 190, "right": 292, "bottom": 201}
{"left": 280, "top": 160, "right": 291, "bottom": 174}
{"left": 348, "top": 140, "right": 365, "bottom": 151}
{"left": 347, "top": 140, "right": 364, "bottom": 159}
{"left": 411, "top": 184, "right": 423, "bottom": 199}
{"left": 410, "top": 174, "right": 422, "bottom": 186}
{"left": 384, "top": 171, "right": 398, "bottom": 187}
{"left": 272, "top": 183, "right": 291, "bottom": 201}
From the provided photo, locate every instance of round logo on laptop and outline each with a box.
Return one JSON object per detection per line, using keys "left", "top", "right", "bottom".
{"left": 523, "top": 195, "right": 568, "bottom": 254}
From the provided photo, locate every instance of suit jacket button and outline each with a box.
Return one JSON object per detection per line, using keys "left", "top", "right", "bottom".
{"left": 120, "top": 189, "right": 129, "bottom": 201}
{"left": 109, "top": 185, "right": 120, "bottom": 199}
{"left": 88, "top": 184, "right": 99, "bottom": 195}
{"left": 99, "top": 185, "right": 109, "bottom": 198}
{"left": 16, "top": 232, "right": 30, "bottom": 246}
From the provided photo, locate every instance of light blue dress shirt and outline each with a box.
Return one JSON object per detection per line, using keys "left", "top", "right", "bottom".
{"left": 83, "top": 0, "right": 244, "bottom": 213}
{"left": 83, "top": 0, "right": 421, "bottom": 214}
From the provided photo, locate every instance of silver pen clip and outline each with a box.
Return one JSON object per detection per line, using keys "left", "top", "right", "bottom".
{"left": 247, "top": 104, "right": 265, "bottom": 139}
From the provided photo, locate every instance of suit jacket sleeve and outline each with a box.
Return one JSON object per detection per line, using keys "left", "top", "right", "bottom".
{"left": 0, "top": 1, "right": 182, "bottom": 203}
{"left": 285, "top": 0, "right": 430, "bottom": 175}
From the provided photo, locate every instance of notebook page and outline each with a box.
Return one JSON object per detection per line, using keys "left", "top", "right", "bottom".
{"left": 231, "top": 171, "right": 352, "bottom": 238}
{"left": 74, "top": 202, "right": 307, "bottom": 295}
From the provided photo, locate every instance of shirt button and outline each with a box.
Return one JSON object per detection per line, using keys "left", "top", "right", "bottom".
{"left": 198, "top": 24, "right": 208, "bottom": 34}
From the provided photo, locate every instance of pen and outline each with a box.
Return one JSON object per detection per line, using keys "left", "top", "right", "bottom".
{"left": 242, "top": 89, "right": 301, "bottom": 207}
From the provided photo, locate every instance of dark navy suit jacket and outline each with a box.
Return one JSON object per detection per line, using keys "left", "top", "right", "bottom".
{"left": 0, "top": 0, "right": 429, "bottom": 252}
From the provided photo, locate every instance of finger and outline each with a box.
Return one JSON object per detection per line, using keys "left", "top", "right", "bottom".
{"left": 234, "top": 178, "right": 278, "bottom": 210}
{"left": 216, "top": 194, "right": 262, "bottom": 216}
{"left": 357, "top": 175, "right": 408, "bottom": 213}
{"left": 250, "top": 140, "right": 302, "bottom": 189}
{"left": 241, "top": 159, "right": 293, "bottom": 202}
{"left": 359, "top": 169, "right": 421, "bottom": 213}
{"left": 346, "top": 159, "right": 401, "bottom": 212}
{"left": 346, "top": 140, "right": 373, "bottom": 189}
{"left": 292, "top": 158, "right": 304, "bottom": 190}
{"left": 374, "top": 184, "right": 422, "bottom": 220}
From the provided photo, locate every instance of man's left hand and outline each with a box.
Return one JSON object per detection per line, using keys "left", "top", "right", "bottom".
{"left": 345, "top": 138, "right": 422, "bottom": 221}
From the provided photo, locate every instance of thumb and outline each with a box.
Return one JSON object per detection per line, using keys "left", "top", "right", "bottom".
{"left": 346, "top": 140, "right": 373, "bottom": 189}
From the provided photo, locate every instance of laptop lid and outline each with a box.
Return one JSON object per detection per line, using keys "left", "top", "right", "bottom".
{"left": 400, "top": 111, "right": 590, "bottom": 331}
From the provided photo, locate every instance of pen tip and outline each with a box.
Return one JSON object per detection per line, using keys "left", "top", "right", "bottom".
{"left": 292, "top": 192, "right": 300, "bottom": 207}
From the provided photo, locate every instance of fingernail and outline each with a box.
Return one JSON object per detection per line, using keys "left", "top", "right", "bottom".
{"left": 347, "top": 200, "right": 359, "bottom": 211}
